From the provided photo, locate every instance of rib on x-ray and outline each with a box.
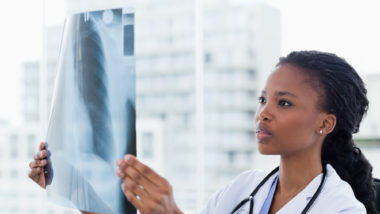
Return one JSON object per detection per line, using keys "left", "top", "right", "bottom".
{"left": 76, "top": 9, "right": 113, "bottom": 164}
{"left": 45, "top": 8, "right": 136, "bottom": 214}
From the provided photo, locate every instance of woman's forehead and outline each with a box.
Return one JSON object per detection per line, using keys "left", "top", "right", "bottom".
{"left": 263, "top": 64, "right": 319, "bottom": 98}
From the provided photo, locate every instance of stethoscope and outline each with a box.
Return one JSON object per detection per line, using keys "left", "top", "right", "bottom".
{"left": 230, "top": 165, "right": 327, "bottom": 214}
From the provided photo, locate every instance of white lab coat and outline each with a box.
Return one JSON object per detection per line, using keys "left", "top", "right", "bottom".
{"left": 201, "top": 164, "right": 366, "bottom": 214}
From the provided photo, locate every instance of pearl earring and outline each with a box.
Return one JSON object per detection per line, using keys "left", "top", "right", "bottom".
{"left": 319, "top": 130, "right": 323, "bottom": 134}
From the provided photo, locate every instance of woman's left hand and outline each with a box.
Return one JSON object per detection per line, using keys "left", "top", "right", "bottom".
{"left": 116, "top": 154, "right": 183, "bottom": 214}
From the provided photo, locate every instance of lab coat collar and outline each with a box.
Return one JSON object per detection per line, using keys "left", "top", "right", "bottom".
{"left": 275, "top": 164, "right": 335, "bottom": 214}
{"left": 252, "top": 164, "right": 335, "bottom": 214}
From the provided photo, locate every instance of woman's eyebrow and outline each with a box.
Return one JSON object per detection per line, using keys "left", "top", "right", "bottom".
{"left": 276, "top": 91, "right": 298, "bottom": 98}
{"left": 261, "top": 90, "right": 298, "bottom": 98}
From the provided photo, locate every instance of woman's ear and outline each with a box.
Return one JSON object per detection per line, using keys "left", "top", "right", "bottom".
{"left": 320, "top": 114, "right": 336, "bottom": 135}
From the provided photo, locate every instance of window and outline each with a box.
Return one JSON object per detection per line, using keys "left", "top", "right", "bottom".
{"left": 142, "top": 132, "right": 154, "bottom": 159}
{"left": 227, "top": 150, "right": 236, "bottom": 163}
{"left": 204, "top": 52, "right": 212, "bottom": 64}
{"left": 10, "top": 135, "right": 18, "bottom": 158}
{"left": 27, "top": 135, "right": 36, "bottom": 158}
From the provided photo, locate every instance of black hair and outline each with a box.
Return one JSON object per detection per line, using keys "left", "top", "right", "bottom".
{"left": 278, "top": 50, "right": 376, "bottom": 214}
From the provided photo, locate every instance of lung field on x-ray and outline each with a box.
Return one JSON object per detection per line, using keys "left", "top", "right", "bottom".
{"left": 74, "top": 14, "right": 113, "bottom": 164}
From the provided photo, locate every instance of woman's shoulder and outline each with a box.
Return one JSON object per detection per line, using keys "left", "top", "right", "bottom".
{"left": 201, "top": 168, "right": 276, "bottom": 214}
{"left": 322, "top": 164, "right": 361, "bottom": 199}
{"left": 316, "top": 164, "right": 366, "bottom": 213}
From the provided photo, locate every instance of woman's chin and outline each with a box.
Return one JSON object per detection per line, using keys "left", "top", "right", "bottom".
{"left": 257, "top": 144, "right": 278, "bottom": 155}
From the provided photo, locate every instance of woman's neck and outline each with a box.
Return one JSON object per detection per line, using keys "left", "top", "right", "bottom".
{"left": 277, "top": 149, "right": 323, "bottom": 196}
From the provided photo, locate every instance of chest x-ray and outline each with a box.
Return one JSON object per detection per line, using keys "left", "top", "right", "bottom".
{"left": 45, "top": 8, "right": 136, "bottom": 214}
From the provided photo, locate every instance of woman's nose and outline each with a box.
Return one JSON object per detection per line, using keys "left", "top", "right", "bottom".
{"left": 256, "top": 104, "right": 273, "bottom": 121}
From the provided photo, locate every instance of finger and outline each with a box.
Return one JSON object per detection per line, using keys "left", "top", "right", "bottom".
{"left": 28, "top": 167, "right": 43, "bottom": 179}
{"left": 123, "top": 155, "right": 166, "bottom": 186}
{"left": 116, "top": 159, "right": 122, "bottom": 167}
{"left": 116, "top": 159, "right": 129, "bottom": 179}
{"left": 122, "top": 177, "right": 150, "bottom": 202}
{"left": 29, "top": 159, "right": 47, "bottom": 168}
{"left": 34, "top": 150, "right": 47, "bottom": 160}
{"left": 39, "top": 142, "right": 45, "bottom": 151}
{"left": 121, "top": 183, "right": 144, "bottom": 212}
{"left": 117, "top": 158, "right": 136, "bottom": 177}
{"left": 118, "top": 158, "right": 164, "bottom": 204}
{"left": 116, "top": 159, "right": 127, "bottom": 178}
{"left": 120, "top": 162, "right": 159, "bottom": 195}
{"left": 116, "top": 168, "right": 127, "bottom": 180}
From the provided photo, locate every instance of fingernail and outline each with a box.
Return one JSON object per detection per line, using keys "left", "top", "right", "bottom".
{"left": 116, "top": 169, "right": 121, "bottom": 175}
{"left": 116, "top": 159, "right": 122, "bottom": 166}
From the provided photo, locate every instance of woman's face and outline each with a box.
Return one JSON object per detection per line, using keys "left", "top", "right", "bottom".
{"left": 255, "top": 64, "right": 326, "bottom": 157}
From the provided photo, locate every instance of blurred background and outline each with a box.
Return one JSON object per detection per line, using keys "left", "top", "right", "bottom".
{"left": 0, "top": 0, "right": 379, "bottom": 213}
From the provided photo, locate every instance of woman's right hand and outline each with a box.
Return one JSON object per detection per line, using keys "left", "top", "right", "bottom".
{"left": 28, "top": 142, "right": 48, "bottom": 189}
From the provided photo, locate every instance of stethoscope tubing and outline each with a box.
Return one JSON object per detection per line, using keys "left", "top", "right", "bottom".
{"left": 230, "top": 165, "right": 327, "bottom": 214}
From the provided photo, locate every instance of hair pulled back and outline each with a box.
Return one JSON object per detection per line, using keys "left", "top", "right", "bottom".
{"left": 278, "top": 50, "right": 376, "bottom": 214}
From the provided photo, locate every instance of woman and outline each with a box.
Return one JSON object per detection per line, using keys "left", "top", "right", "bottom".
{"left": 29, "top": 50, "right": 376, "bottom": 214}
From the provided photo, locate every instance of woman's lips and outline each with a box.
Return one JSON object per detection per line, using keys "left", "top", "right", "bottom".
{"left": 256, "top": 124, "right": 273, "bottom": 141}
{"left": 256, "top": 131, "right": 272, "bottom": 141}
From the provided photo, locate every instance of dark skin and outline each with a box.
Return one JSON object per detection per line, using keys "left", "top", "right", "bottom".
{"left": 28, "top": 143, "right": 96, "bottom": 214}
{"left": 256, "top": 64, "right": 336, "bottom": 213}
{"left": 28, "top": 63, "right": 336, "bottom": 213}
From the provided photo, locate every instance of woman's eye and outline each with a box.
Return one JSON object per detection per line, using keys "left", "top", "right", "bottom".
{"left": 279, "top": 99, "right": 292, "bottom": 107}
{"left": 258, "top": 96, "right": 266, "bottom": 104}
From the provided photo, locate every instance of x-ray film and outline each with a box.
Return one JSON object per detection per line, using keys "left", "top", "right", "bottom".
{"left": 45, "top": 8, "right": 136, "bottom": 214}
